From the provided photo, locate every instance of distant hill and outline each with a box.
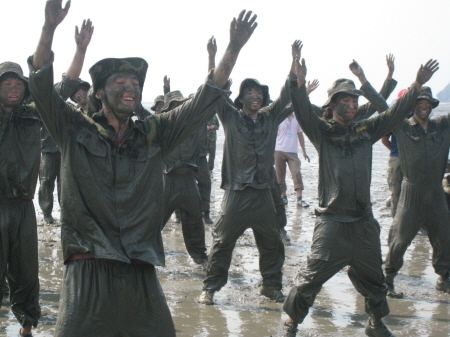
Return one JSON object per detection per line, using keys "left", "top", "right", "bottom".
{"left": 437, "top": 83, "right": 450, "bottom": 102}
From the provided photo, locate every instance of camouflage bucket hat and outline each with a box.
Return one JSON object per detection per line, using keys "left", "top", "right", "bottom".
{"left": 0, "top": 61, "right": 30, "bottom": 100}
{"left": 150, "top": 95, "right": 164, "bottom": 111}
{"left": 322, "top": 78, "right": 364, "bottom": 108}
{"left": 161, "top": 91, "right": 190, "bottom": 112}
{"left": 70, "top": 80, "right": 91, "bottom": 102}
{"left": 417, "top": 86, "right": 439, "bottom": 108}
{"left": 234, "top": 78, "right": 269, "bottom": 109}
{"left": 89, "top": 57, "right": 148, "bottom": 100}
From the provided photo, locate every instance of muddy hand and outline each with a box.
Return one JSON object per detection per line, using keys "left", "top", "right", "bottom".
{"left": 44, "top": 0, "right": 71, "bottom": 30}
{"left": 207, "top": 36, "right": 217, "bottom": 56}
{"left": 386, "top": 53, "right": 395, "bottom": 78}
{"left": 307, "top": 79, "right": 319, "bottom": 95}
{"left": 75, "top": 19, "right": 94, "bottom": 51}
{"left": 416, "top": 59, "right": 439, "bottom": 85}
{"left": 291, "top": 40, "right": 303, "bottom": 60}
{"left": 229, "top": 10, "right": 258, "bottom": 50}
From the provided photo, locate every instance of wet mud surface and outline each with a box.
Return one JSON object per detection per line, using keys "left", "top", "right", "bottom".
{"left": 2, "top": 107, "right": 450, "bottom": 336}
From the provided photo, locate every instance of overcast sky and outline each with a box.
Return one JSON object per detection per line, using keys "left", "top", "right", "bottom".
{"left": 3, "top": 0, "right": 450, "bottom": 105}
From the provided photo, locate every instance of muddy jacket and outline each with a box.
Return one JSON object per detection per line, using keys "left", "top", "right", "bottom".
{"left": 393, "top": 114, "right": 450, "bottom": 187}
{"left": 0, "top": 105, "right": 41, "bottom": 201}
{"left": 28, "top": 54, "right": 225, "bottom": 265}
{"left": 218, "top": 77, "right": 295, "bottom": 190}
{"left": 163, "top": 127, "right": 200, "bottom": 173}
{"left": 207, "top": 115, "right": 220, "bottom": 142}
{"left": 41, "top": 74, "right": 87, "bottom": 153}
{"left": 290, "top": 82, "right": 419, "bottom": 221}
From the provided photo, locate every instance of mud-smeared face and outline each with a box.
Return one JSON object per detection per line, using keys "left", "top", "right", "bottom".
{"left": 240, "top": 87, "right": 263, "bottom": 115}
{"left": 97, "top": 72, "right": 141, "bottom": 119}
{"left": 331, "top": 94, "right": 358, "bottom": 124}
{"left": 0, "top": 75, "right": 26, "bottom": 108}
{"left": 414, "top": 99, "right": 432, "bottom": 122}
{"left": 73, "top": 88, "right": 88, "bottom": 107}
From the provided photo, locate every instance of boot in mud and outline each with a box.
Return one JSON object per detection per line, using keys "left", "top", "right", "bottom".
{"left": 435, "top": 275, "right": 450, "bottom": 293}
{"left": 281, "top": 320, "right": 298, "bottom": 337}
{"left": 385, "top": 274, "right": 403, "bottom": 299}
{"left": 259, "top": 286, "right": 286, "bottom": 303}
{"left": 198, "top": 289, "right": 215, "bottom": 305}
{"left": 365, "top": 319, "right": 395, "bottom": 337}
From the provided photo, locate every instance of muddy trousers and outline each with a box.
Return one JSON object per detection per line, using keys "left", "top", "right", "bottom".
{"left": 274, "top": 151, "right": 304, "bottom": 193}
{"left": 54, "top": 259, "right": 175, "bottom": 337}
{"left": 203, "top": 187, "right": 285, "bottom": 291}
{"left": 270, "top": 172, "right": 287, "bottom": 229}
{"left": 162, "top": 170, "right": 207, "bottom": 261}
{"left": 0, "top": 200, "right": 40, "bottom": 327}
{"left": 207, "top": 139, "right": 216, "bottom": 171}
{"left": 386, "top": 156, "right": 402, "bottom": 218}
{"left": 283, "top": 215, "right": 389, "bottom": 323}
{"left": 385, "top": 180, "right": 450, "bottom": 278}
{"left": 38, "top": 151, "right": 61, "bottom": 217}
{"left": 194, "top": 156, "right": 212, "bottom": 214}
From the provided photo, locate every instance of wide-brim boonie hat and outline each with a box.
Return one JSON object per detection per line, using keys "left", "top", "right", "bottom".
{"left": 89, "top": 57, "right": 148, "bottom": 105}
{"left": 151, "top": 95, "right": 164, "bottom": 111}
{"left": 70, "top": 80, "right": 91, "bottom": 102}
{"left": 322, "top": 78, "right": 363, "bottom": 108}
{"left": 234, "top": 78, "right": 269, "bottom": 109}
{"left": 161, "top": 91, "right": 189, "bottom": 112}
{"left": 416, "top": 86, "right": 439, "bottom": 108}
{"left": 0, "top": 61, "right": 30, "bottom": 100}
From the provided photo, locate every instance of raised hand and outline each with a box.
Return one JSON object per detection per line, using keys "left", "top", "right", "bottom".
{"left": 386, "top": 53, "right": 395, "bottom": 78}
{"left": 294, "top": 57, "right": 307, "bottom": 87}
{"left": 349, "top": 60, "right": 365, "bottom": 78}
{"left": 292, "top": 40, "right": 303, "bottom": 60}
{"left": 416, "top": 59, "right": 439, "bottom": 85}
{"left": 229, "top": 10, "right": 258, "bottom": 50}
{"left": 44, "top": 0, "right": 71, "bottom": 30}
{"left": 306, "top": 79, "right": 320, "bottom": 95}
{"left": 164, "top": 75, "right": 170, "bottom": 88}
{"left": 207, "top": 36, "right": 217, "bottom": 56}
{"left": 75, "top": 19, "right": 94, "bottom": 51}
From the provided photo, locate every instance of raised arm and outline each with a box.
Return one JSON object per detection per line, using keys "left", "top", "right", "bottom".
{"left": 207, "top": 36, "right": 217, "bottom": 72}
{"left": 33, "top": 0, "right": 71, "bottom": 70}
{"left": 367, "top": 59, "right": 439, "bottom": 142}
{"left": 212, "top": 10, "right": 257, "bottom": 88}
{"left": 163, "top": 75, "right": 170, "bottom": 95}
{"left": 66, "top": 19, "right": 94, "bottom": 79}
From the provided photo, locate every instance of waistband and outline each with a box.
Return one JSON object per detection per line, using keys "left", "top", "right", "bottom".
{"left": 68, "top": 252, "right": 148, "bottom": 265}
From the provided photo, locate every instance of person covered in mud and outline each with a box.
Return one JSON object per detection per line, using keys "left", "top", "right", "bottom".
{"left": 198, "top": 40, "right": 304, "bottom": 306}
{"left": 0, "top": 61, "right": 42, "bottom": 335}
{"left": 280, "top": 55, "right": 438, "bottom": 337}
{"left": 384, "top": 85, "right": 450, "bottom": 299}
{"left": 39, "top": 19, "right": 94, "bottom": 226}
{"left": 28, "top": 1, "right": 258, "bottom": 335}
{"left": 160, "top": 90, "right": 209, "bottom": 268}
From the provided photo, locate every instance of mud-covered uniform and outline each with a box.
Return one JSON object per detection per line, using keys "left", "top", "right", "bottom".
{"left": 207, "top": 114, "right": 220, "bottom": 171}
{"left": 385, "top": 115, "right": 450, "bottom": 280}
{"left": 202, "top": 77, "right": 296, "bottom": 293}
{"left": 385, "top": 132, "right": 403, "bottom": 217}
{"left": 194, "top": 120, "right": 212, "bottom": 217}
{"left": 162, "top": 125, "right": 207, "bottom": 262}
{"left": 38, "top": 74, "right": 82, "bottom": 219}
{"left": 0, "top": 104, "right": 41, "bottom": 328}
{"left": 283, "top": 82, "right": 420, "bottom": 323}
{"left": 28, "top": 54, "right": 225, "bottom": 337}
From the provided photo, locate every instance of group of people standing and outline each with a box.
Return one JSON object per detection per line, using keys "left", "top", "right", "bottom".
{"left": 0, "top": 1, "right": 448, "bottom": 337}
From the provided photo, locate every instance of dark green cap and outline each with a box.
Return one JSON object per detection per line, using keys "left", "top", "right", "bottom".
{"left": 322, "top": 78, "right": 363, "bottom": 108}
{"left": 0, "top": 61, "right": 30, "bottom": 100}
{"left": 89, "top": 57, "right": 148, "bottom": 98}
{"left": 234, "top": 78, "right": 269, "bottom": 109}
{"left": 151, "top": 95, "right": 164, "bottom": 111}
{"left": 161, "top": 91, "right": 189, "bottom": 112}
{"left": 417, "top": 86, "right": 439, "bottom": 108}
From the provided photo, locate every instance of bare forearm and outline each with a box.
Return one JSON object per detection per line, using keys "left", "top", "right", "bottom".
{"left": 33, "top": 26, "right": 56, "bottom": 70}
{"left": 208, "top": 54, "right": 216, "bottom": 72}
{"left": 66, "top": 47, "right": 86, "bottom": 79}
{"left": 298, "top": 133, "right": 306, "bottom": 153}
{"left": 212, "top": 44, "right": 239, "bottom": 89}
